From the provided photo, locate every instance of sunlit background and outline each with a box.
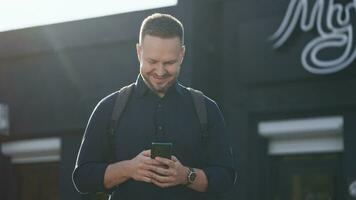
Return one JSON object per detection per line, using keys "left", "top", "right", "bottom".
{"left": 0, "top": 0, "right": 356, "bottom": 200}
{"left": 0, "top": 0, "right": 177, "bottom": 32}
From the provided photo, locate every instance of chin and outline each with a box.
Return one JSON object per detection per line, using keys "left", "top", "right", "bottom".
{"left": 153, "top": 86, "right": 168, "bottom": 93}
{"left": 152, "top": 81, "right": 170, "bottom": 90}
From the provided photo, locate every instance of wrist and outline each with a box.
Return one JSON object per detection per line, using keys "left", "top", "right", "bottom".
{"left": 104, "top": 160, "right": 131, "bottom": 188}
{"left": 183, "top": 167, "right": 196, "bottom": 186}
{"left": 122, "top": 160, "right": 134, "bottom": 179}
{"left": 181, "top": 167, "right": 189, "bottom": 185}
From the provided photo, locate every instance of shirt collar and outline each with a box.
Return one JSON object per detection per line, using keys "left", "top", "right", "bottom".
{"left": 134, "top": 74, "right": 183, "bottom": 98}
{"left": 134, "top": 75, "right": 149, "bottom": 97}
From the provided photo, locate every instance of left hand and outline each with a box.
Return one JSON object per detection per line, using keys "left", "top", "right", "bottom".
{"left": 150, "top": 156, "right": 188, "bottom": 188}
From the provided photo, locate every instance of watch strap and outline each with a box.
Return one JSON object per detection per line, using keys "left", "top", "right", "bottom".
{"left": 184, "top": 167, "right": 196, "bottom": 186}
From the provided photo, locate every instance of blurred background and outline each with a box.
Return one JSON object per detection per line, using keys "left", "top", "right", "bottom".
{"left": 0, "top": 0, "right": 356, "bottom": 199}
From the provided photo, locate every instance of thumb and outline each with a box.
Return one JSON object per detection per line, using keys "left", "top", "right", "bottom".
{"left": 141, "top": 149, "right": 151, "bottom": 157}
{"left": 171, "top": 156, "right": 178, "bottom": 162}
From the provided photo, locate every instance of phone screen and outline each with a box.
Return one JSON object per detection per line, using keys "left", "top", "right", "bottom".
{"left": 151, "top": 142, "right": 172, "bottom": 159}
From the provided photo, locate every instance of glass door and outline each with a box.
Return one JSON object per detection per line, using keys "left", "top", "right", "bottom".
{"left": 14, "top": 162, "right": 59, "bottom": 200}
{"left": 270, "top": 153, "right": 344, "bottom": 200}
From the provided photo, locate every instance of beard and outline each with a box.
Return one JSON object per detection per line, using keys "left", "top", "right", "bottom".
{"left": 141, "top": 73, "right": 178, "bottom": 96}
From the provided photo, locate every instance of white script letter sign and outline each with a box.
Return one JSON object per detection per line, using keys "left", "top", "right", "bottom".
{"left": 0, "top": 103, "right": 9, "bottom": 135}
{"left": 270, "top": 0, "right": 356, "bottom": 74}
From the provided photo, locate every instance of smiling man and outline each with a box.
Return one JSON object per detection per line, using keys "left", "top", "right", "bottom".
{"left": 138, "top": 36, "right": 184, "bottom": 98}
{"left": 73, "top": 13, "right": 235, "bottom": 200}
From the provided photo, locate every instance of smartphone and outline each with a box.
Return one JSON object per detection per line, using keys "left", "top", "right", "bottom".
{"left": 151, "top": 142, "right": 172, "bottom": 159}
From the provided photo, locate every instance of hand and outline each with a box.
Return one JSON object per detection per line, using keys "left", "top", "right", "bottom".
{"left": 150, "top": 156, "right": 188, "bottom": 188}
{"left": 127, "top": 150, "right": 161, "bottom": 183}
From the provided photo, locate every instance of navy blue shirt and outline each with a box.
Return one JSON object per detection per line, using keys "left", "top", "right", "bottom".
{"left": 73, "top": 75, "right": 234, "bottom": 200}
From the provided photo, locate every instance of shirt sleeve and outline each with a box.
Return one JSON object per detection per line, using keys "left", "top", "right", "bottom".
{"left": 72, "top": 94, "right": 116, "bottom": 194}
{"left": 202, "top": 98, "right": 236, "bottom": 194}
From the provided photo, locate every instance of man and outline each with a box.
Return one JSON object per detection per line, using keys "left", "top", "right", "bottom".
{"left": 73, "top": 13, "right": 235, "bottom": 200}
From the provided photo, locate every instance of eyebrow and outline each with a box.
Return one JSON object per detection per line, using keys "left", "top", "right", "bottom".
{"left": 147, "top": 58, "right": 157, "bottom": 62}
{"left": 146, "top": 58, "right": 178, "bottom": 64}
{"left": 164, "top": 59, "right": 178, "bottom": 64}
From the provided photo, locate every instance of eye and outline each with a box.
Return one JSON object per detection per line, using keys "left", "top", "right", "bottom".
{"left": 148, "top": 59, "right": 157, "bottom": 64}
{"left": 164, "top": 60, "right": 177, "bottom": 65}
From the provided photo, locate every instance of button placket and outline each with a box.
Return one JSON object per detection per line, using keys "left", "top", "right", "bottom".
{"left": 157, "top": 103, "right": 163, "bottom": 109}
{"left": 155, "top": 100, "right": 165, "bottom": 138}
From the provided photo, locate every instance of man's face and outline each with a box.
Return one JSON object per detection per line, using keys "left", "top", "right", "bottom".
{"left": 137, "top": 35, "right": 185, "bottom": 97}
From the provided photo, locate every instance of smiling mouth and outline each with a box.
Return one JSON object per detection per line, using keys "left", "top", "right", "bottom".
{"left": 152, "top": 74, "right": 169, "bottom": 81}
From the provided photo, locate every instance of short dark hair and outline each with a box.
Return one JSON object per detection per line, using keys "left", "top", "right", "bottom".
{"left": 139, "top": 13, "right": 184, "bottom": 44}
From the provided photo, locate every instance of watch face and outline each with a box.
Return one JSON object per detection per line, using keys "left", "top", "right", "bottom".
{"left": 189, "top": 171, "right": 197, "bottom": 182}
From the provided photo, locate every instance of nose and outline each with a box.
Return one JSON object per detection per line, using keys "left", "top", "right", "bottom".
{"left": 155, "top": 63, "right": 166, "bottom": 76}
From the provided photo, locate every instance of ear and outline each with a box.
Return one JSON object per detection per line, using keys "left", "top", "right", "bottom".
{"left": 136, "top": 43, "right": 142, "bottom": 63}
{"left": 180, "top": 45, "right": 186, "bottom": 63}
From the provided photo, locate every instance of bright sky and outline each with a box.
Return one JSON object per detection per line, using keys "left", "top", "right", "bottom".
{"left": 0, "top": 0, "right": 178, "bottom": 32}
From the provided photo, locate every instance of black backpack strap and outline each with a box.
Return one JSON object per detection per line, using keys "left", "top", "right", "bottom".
{"left": 187, "top": 87, "right": 210, "bottom": 166}
{"left": 188, "top": 88, "right": 238, "bottom": 191}
{"left": 187, "top": 88, "right": 208, "bottom": 140}
{"left": 107, "top": 83, "right": 135, "bottom": 163}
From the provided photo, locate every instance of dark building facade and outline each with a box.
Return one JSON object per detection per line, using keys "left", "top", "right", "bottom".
{"left": 0, "top": 0, "right": 355, "bottom": 199}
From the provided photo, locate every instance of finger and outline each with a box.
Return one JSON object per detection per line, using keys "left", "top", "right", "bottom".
{"left": 155, "top": 157, "right": 175, "bottom": 167}
{"left": 142, "top": 156, "right": 161, "bottom": 166}
{"left": 144, "top": 163, "right": 161, "bottom": 172}
{"left": 151, "top": 166, "right": 172, "bottom": 176}
{"left": 141, "top": 176, "right": 152, "bottom": 183}
{"left": 139, "top": 163, "right": 157, "bottom": 173}
{"left": 137, "top": 170, "right": 154, "bottom": 182}
{"left": 141, "top": 150, "right": 151, "bottom": 157}
{"left": 171, "top": 156, "right": 178, "bottom": 162}
{"left": 151, "top": 178, "right": 174, "bottom": 188}
{"left": 151, "top": 173, "right": 174, "bottom": 183}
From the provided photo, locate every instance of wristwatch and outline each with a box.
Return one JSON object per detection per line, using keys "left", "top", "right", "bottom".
{"left": 185, "top": 167, "right": 197, "bottom": 186}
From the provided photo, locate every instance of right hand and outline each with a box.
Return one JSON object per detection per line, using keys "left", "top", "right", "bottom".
{"left": 128, "top": 150, "right": 161, "bottom": 183}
